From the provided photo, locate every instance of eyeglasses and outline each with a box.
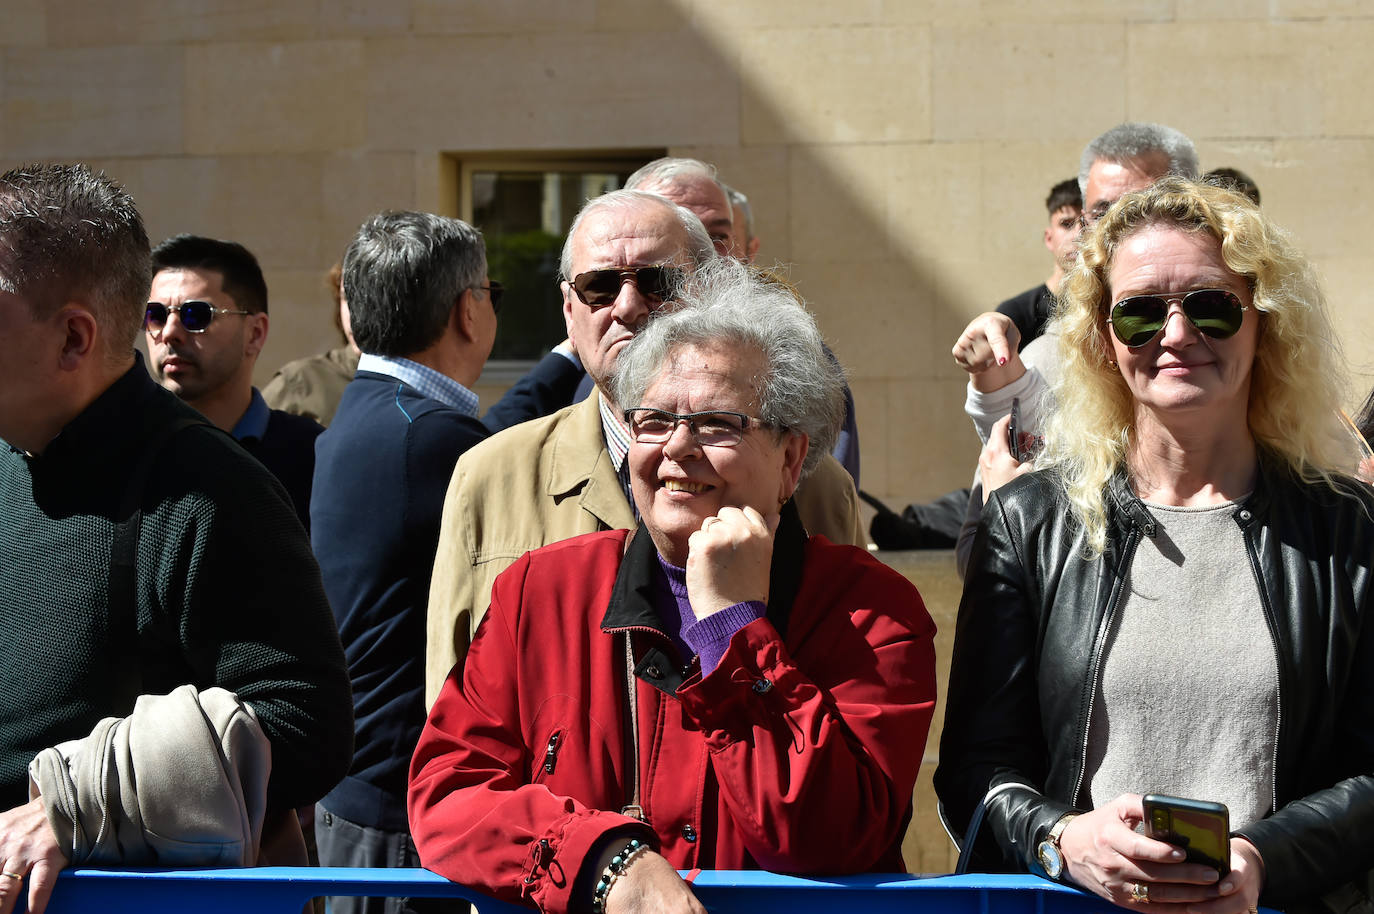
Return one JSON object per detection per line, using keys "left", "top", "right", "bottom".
{"left": 1107, "top": 289, "right": 1249, "bottom": 348}
{"left": 1077, "top": 202, "right": 1112, "bottom": 232}
{"left": 570, "top": 265, "right": 683, "bottom": 308}
{"left": 478, "top": 281, "right": 503, "bottom": 314}
{"left": 623, "top": 408, "right": 772, "bottom": 448}
{"left": 144, "top": 301, "right": 252, "bottom": 333}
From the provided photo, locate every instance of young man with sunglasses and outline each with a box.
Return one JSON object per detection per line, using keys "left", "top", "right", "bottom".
{"left": 145, "top": 234, "right": 324, "bottom": 532}
{"left": 423, "top": 190, "right": 869, "bottom": 708}
{"left": 0, "top": 165, "right": 352, "bottom": 914}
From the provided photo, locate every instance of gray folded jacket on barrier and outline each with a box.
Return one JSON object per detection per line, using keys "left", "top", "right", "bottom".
{"left": 27, "top": 685, "right": 271, "bottom": 867}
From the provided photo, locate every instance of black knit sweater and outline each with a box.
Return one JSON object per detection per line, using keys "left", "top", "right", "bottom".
{"left": 0, "top": 358, "right": 353, "bottom": 809}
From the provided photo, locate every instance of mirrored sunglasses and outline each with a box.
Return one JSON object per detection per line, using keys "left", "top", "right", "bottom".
{"left": 1107, "top": 289, "right": 1249, "bottom": 348}
{"left": 144, "top": 300, "right": 252, "bottom": 333}
{"left": 570, "top": 265, "right": 682, "bottom": 308}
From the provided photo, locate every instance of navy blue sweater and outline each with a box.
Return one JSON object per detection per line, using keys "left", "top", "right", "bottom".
{"left": 312, "top": 351, "right": 582, "bottom": 829}
{"left": 311, "top": 372, "right": 489, "bottom": 829}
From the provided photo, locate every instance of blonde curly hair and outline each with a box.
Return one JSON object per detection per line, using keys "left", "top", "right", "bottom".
{"left": 1042, "top": 176, "right": 1350, "bottom": 554}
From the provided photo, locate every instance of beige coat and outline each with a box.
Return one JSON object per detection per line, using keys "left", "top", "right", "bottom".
{"left": 29, "top": 686, "right": 271, "bottom": 866}
{"left": 424, "top": 392, "right": 866, "bottom": 706}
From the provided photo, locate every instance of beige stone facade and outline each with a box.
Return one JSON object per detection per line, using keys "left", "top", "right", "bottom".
{"left": 4, "top": 1, "right": 1372, "bottom": 504}
{"left": 4, "top": 1, "right": 1373, "bottom": 872}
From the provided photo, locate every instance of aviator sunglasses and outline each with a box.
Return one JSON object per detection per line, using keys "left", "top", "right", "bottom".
{"left": 144, "top": 300, "right": 251, "bottom": 333}
{"left": 1106, "top": 289, "right": 1249, "bottom": 348}
{"left": 570, "top": 265, "right": 683, "bottom": 307}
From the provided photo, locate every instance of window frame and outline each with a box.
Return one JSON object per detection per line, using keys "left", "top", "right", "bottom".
{"left": 456, "top": 150, "right": 664, "bottom": 382}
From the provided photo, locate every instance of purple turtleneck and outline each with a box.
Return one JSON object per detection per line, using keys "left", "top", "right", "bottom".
{"left": 654, "top": 555, "right": 766, "bottom": 673}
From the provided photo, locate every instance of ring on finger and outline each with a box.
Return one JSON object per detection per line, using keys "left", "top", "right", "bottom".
{"left": 1, "top": 871, "right": 21, "bottom": 881}
{"left": 1129, "top": 882, "right": 1150, "bottom": 904}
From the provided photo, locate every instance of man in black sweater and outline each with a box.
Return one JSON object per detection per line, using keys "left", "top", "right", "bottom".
{"left": 0, "top": 164, "right": 353, "bottom": 913}
{"left": 145, "top": 234, "right": 323, "bottom": 531}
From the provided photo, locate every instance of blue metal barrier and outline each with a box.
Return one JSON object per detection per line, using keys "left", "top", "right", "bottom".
{"left": 39, "top": 868, "right": 1264, "bottom": 914}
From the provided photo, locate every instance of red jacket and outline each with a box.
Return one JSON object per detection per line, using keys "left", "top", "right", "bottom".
{"left": 409, "top": 514, "right": 937, "bottom": 913}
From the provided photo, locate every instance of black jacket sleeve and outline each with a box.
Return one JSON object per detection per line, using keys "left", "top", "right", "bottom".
{"left": 481, "top": 350, "right": 584, "bottom": 434}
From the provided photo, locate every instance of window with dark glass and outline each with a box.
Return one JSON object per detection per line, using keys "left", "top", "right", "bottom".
{"left": 461, "top": 154, "right": 662, "bottom": 367}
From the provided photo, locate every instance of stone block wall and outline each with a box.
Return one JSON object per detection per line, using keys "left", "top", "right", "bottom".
{"left": 3, "top": 0, "right": 1371, "bottom": 523}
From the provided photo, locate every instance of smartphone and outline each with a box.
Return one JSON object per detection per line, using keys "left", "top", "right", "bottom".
{"left": 1008, "top": 397, "right": 1023, "bottom": 462}
{"left": 1142, "top": 794, "right": 1231, "bottom": 877}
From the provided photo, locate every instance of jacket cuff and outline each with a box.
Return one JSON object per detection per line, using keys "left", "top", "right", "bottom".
{"left": 1233, "top": 817, "right": 1298, "bottom": 905}
{"left": 532, "top": 810, "right": 656, "bottom": 914}
{"left": 983, "top": 781, "right": 1077, "bottom": 878}
{"left": 676, "top": 617, "right": 788, "bottom": 741}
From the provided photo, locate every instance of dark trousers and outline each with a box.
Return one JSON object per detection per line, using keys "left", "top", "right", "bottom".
{"left": 315, "top": 804, "right": 466, "bottom": 914}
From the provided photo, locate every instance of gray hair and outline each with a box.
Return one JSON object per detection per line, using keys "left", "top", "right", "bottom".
{"left": 0, "top": 163, "right": 150, "bottom": 363}
{"left": 722, "top": 183, "right": 755, "bottom": 242}
{"left": 1078, "top": 122, "right": 1199, "bottom": 195}
{"left": 557, "top": 189, "right": 715, "bottom": 281}
{"left": 612, "top": 258, "right": 844, "bottom": 479}
{"left": 343, "top": 210, "right": 486, "bottom": 358}
{"left": 625, "top": 156, "right": 725, "bottom": 197}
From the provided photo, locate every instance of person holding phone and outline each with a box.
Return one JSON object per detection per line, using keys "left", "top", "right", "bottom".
{"left": 410, "top": 261, "right": 937, "bottom": 914}
{"left": 937, "top": 177, "right": 1374, "bottom": 914}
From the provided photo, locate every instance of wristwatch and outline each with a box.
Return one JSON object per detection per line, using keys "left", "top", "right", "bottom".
{"left": 1036, "top": 813, "right": 1079, "bottom": 880}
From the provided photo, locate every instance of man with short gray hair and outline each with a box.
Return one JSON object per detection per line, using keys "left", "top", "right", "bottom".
{"left": 310, "top": 210, "right": 506, "bottom": 911}
{"left": 1077, "top": 121, "right": 1199, "bottom": 226}
{"left": 723, "top": 183, "right": 760, "bottom": 263}
{"left": 626, "top": 156, "right": 736, "bottom": 255}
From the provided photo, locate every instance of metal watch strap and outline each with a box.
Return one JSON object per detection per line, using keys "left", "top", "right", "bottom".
{"left": 1048, "top": 812, "right": 1078, "bottom": 848}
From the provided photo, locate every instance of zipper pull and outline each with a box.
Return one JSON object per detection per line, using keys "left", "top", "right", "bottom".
{"left": 522, "top": 837, "right": 554, "bottom": 895}
{"left": 542, "top": 732, "right": 561, "bottom": 775}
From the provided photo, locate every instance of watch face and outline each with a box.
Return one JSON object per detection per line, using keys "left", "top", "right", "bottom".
{"left": 1037, "top": 840, "right": 1063, "bottom": 879}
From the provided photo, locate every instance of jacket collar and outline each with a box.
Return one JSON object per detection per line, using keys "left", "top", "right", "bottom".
{"left": 546, "top": 392, "right": 636, "bottom": 531}
{"left": 1107, "top": 471, "right": 1158, "bottom": 538}
{"left": 600, "top": 499, "right": 808, "bottom": 692}
{"left": 1107, "top": 449, "right": 1284, "bottom": 539}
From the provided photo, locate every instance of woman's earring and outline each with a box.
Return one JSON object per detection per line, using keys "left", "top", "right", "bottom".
{"left": 1107, "top": 359, "right": 1118, "bottom": 371}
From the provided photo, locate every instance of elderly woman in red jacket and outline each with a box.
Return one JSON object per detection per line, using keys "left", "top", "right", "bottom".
{"left": 409, "top": 260, "right": 937, "bottom": 914}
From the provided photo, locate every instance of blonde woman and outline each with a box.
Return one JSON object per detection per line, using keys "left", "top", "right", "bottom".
{"left": 936, "top": 177, "right": 1374, "bottom": 914}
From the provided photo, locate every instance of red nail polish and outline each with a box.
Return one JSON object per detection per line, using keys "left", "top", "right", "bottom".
{"left": 998, "top": 357, "right": 1007, "bottom": 366}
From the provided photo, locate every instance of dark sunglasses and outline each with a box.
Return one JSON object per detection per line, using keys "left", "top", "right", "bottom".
{"left": 478, "top": 281, "right": 503, "bottom": 314}
{"left": 1107, "top": 289, "right": 1249, "bottom": 348}
{"left": 570, "top": 265, "right": 682, "bottom": 308}
{"left": 144, "top": 301, "right": 252, "bottom": 333}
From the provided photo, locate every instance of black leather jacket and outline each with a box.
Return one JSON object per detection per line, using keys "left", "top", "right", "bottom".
{"left": 934, "top": 458, "right": 1374, "bottom": 907}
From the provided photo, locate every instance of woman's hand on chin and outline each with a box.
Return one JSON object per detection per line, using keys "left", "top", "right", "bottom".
{"left": 685, "top": 505, "right": 778, "bottom": 620}
{"left": 605, "top": 850, "right": 706, "bottom": 914}
{"left": 1059, "top": 794, "right": 1225, "bottom": 909}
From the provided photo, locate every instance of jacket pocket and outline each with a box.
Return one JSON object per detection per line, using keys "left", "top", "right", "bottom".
{"left": 532, "top": 729, "right": 563, "bottom": 784}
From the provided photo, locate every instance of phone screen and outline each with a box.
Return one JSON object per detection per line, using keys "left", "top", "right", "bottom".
{"left": 1143, "top": 795, "right": 1230, "bottom": 876}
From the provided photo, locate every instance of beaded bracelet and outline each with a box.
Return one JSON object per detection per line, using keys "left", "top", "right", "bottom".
{"left": 591, "top": 837, "right": 649, "bottom": 914}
